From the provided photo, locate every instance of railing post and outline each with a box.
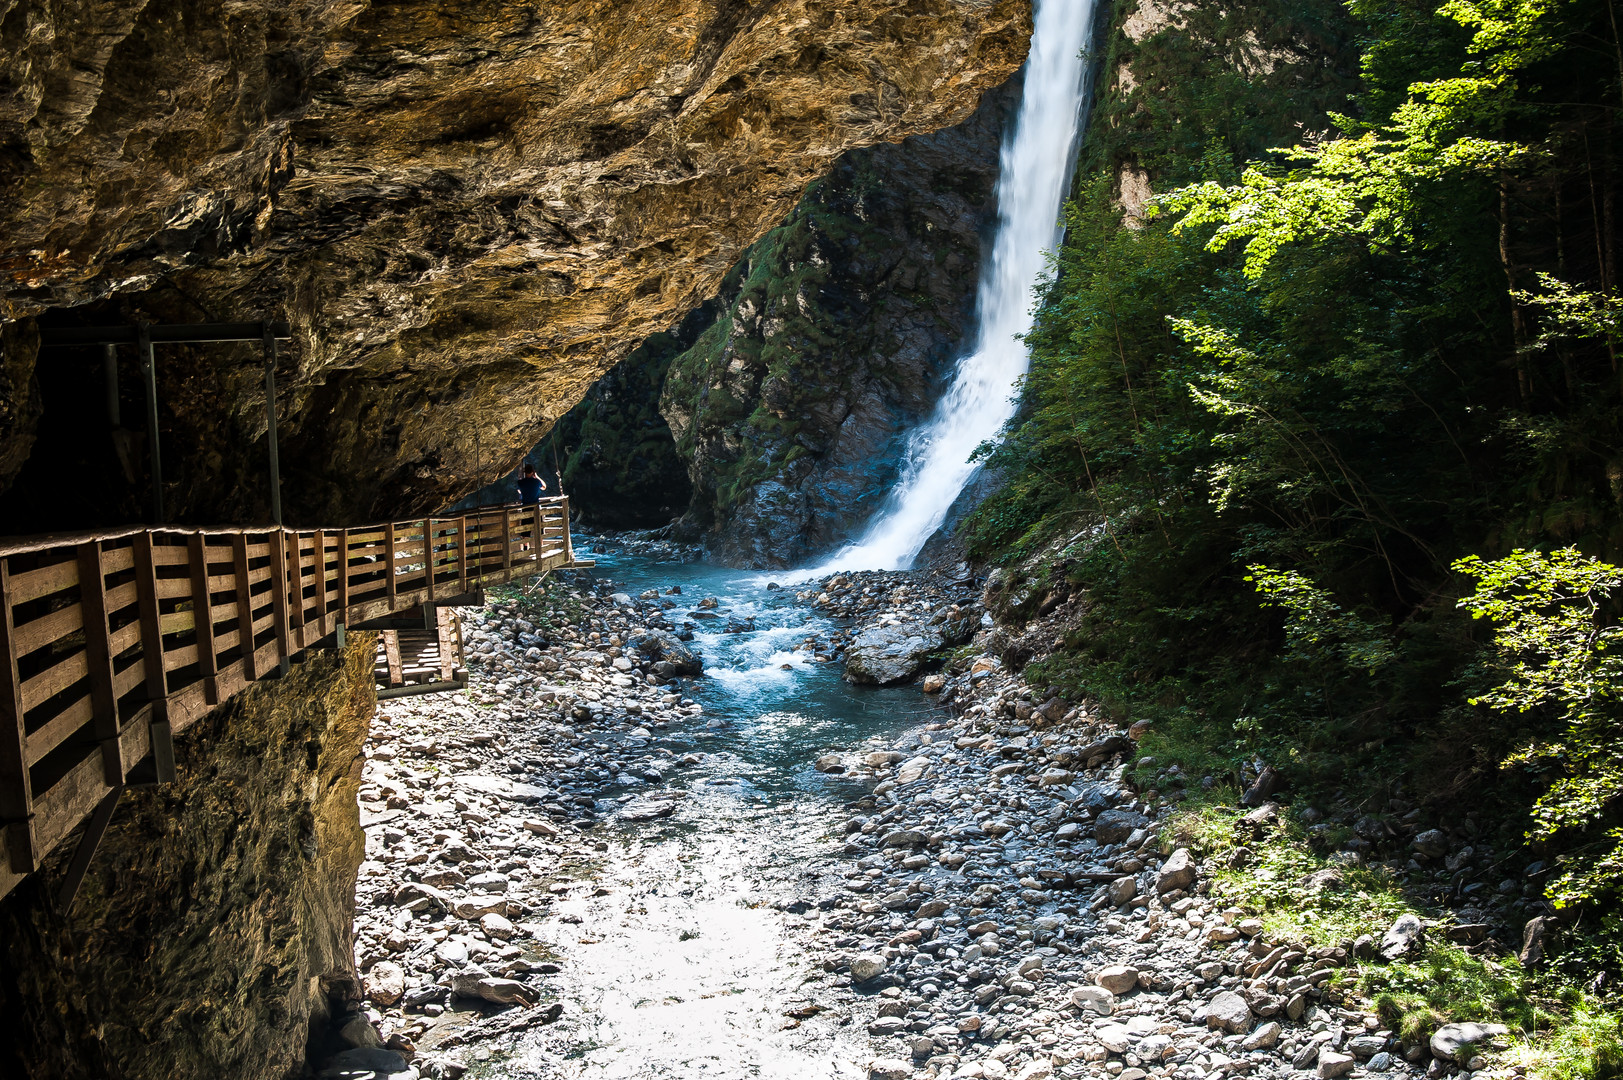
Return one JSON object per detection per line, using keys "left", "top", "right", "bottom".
{"left": 77, "top": 542, "right": 125, "bottom": 785}
{"left": 425, "top": 519, "right": 436, "bottom": 602}
{"left": 132, "top": 534, "right": 175, "bottom": 782}
{"left": 501, "top": 507, "right": 513, "bottom": 575}
{"left": 562, "top": 497, "right": 574, "bottom": 564}
{"left": 436, "top": 607, "right": 455, "bottom": 682}
{"left": 268, "top": 530, "right": 292, "bottom": 674}
{"left": 336, "top": 528, "right": 350, "bottom": 629}
{"left": 186, "top": 534, "right": 219, "bottom": 705}
{"left": 288, "top": 532, "right": 306, "bottom": 645}
{"left": 457, "top": 514, "right": 469, "bottom": 592}
{"left": 385, "top": 523, "right": 397, "bottom": 603}
{"left": 314, "top": 530, "right": 329, "bottom": 636}
{"left": 138, "top": 323, "right": 164, "bottom": 525}
{"left": 232, "top": 534, "right": 257, "bottom": 680}
{"left": 0, "top": 560, "right": 38, "bottom": 874}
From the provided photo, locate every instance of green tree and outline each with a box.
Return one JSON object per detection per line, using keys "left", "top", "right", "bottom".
{"left": 1457, "top": 547, "right": 1623, "bottom": 907}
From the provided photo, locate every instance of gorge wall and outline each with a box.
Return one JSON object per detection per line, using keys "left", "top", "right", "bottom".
{"left": 659, "top": 78, "right": 1017, "bottom": 567}
{"left": 0, "top": 0, "right": 1031, "bottom": 530}
{"left": 0, "top": 636, "right": 376, "bottom": 1080}
{"left": 538, "top": 75, "right": 1018, "bottom": 566}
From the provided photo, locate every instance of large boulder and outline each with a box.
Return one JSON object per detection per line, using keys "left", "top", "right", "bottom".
{"left": 1430, "top": 1022, "right": 1509, "bottom": 1062}
{"left": 627, "top": 631, "right": 703, "bottom": 676}
{"left": 1094, "top": 808, "right": 1150, "bottom": 844}
{"left": 844, "top": 622, "right": 947, "bottom": 685}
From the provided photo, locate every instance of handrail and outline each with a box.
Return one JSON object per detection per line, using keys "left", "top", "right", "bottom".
{"left": 0, "top": 498, "right": 587, "bottom": 902}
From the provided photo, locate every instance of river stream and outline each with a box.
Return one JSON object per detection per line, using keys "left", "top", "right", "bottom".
{"left": 464, "top": 543, "right": 933, "bottom": 1079}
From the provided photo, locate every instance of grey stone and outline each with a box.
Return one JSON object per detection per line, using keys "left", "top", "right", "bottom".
{"left": 1205, "top": 990, "right": 1253, "bottom": 1034}
{"left": 844, "top": 623, "right": 947, "bottom": 685}
{"left": 1348, "top": 1035, "right": 1388, "bottom": 1058}
{"left": 1156, "top": 847, "right": 1196, "bottom": 893}
{"left": 364, "top": 961, "right": 406, "bottom": 1006}
{"left": 1070, "top": 985, "right": 1114, "bottom": 1016}
{"left": 1412, "top": 829, "right": 1448, "bottom": 858}
{"left": 1094, "top": 809, "right": 1150, "bottom": 844}
{"left": 1318, "top": 1051, "right": 1356, "bottom": 1079}
{"left": 1430, "top": 1022, "right": 1509, "bottom": 1062}
{"left": 1095, "top": 964, "right": 1139, "bottom": 994}
{"left": 1097, "top": 1024, "right": 1133, "bottom": 1054}
{"left": 1109, "top": 876, "right": 1138, "bottom": 906}
{"left": 1242, "top": 1022, "right": 1282, "bottom": 1050}
{"left": 869, "top": 1059, "right": 914, "bottom": 1080}
{"left": 1519, "top": 915, "right": 1551, "bottom": 968}
{"left": 322, "top": 1048, "right": 410, "bottom": 1077}
{"left": 880, "top": 830, "right": 929, "bottom": 848}
{"left": 850, "top": 953, "right": 887, "bottom": 982}
{"left": 1379, "top": 913, "right": 1424, "bottom": 961}
{"left": 626, "top": 631, "right": 703, "bottom": 676}
{"left": 336, "top": 1014, "right": 382, "bottom": 1049}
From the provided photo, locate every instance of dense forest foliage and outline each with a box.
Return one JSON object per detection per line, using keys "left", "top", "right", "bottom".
{"left": 966, "top": 0, "right": 1623, "bottom": 1067}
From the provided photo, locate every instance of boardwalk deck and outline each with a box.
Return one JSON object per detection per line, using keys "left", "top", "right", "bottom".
{"left": 0, "top": 499, "right": 589, "bottom": 902}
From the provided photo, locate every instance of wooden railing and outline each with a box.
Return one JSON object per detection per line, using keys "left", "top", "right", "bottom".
{"left": 0, "top": 499, "right": 585, "bottom": 902}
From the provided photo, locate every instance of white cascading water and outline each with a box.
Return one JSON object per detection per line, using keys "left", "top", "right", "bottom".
{"left": 808, "top": 0, "right": 1097, "bottom": 573}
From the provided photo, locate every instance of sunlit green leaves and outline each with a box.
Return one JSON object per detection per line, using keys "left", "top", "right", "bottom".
{"left": 1456, "top": 548, "right": 1623, "bottom": 905}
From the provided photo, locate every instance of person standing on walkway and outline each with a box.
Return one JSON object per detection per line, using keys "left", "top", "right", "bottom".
{"left": 516, "top": 463, "right": 547, "bottom": 504}
{"left": 515, "top": 464, "right": 547, "bottom": 551}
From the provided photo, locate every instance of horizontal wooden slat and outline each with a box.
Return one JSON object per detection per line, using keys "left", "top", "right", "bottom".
{"left": 244, "top": 542, "right": 271, "bottom": 559}
{"left": 148, "top": 545, "right": 191, "bottom": 566}
{"left": 6, "top": 559, "right": 77, "bottom": 604}
{"left": 26, "top": 695, "right": 93, "bottom": 765}
{"left": 21, "top": 649, "right": 89, "bottom": 712}
{"left": 162, "top": 643, "right": 198, "bottom": 671}
{"left": 108, "top": 621, "right": 141, "bottom": 657}
{"left": 104, "top": 580, "right": 139, "bottom": 612}
{"left": 159, "top": 612, "right": 195, "bottom": 635}
{"left": 112, "top": 660, "right": 144, "bottom": 698}
{"left": 12, "top": 601, "right": 84, "bottom": 656}
{"left": 100, "top": 547, "right": 135, "bottom": 574}
{"left": 154, "top": 577, "right": 193, "bottom": 600}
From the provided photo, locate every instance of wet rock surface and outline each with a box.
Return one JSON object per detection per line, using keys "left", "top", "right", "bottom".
{"left": 333, "top": 554, "right": 1465, "bottom": 1080}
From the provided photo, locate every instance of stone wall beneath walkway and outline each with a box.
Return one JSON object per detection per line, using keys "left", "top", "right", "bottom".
{"left": 0, "top": 634, "right": 375, "bottom": 1080}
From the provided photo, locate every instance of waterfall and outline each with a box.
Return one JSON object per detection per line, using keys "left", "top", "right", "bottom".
{"left": 808, "top": 0, "right": 1098, "bottom": 573}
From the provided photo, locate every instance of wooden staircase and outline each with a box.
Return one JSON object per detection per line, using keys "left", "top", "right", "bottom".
{"left": 0, "top": 499, "right": 590, "bottom": 904}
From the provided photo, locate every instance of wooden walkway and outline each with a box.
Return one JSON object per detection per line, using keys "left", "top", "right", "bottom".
{"left": 0, "top": 499, "right": 588, "bottom": 903}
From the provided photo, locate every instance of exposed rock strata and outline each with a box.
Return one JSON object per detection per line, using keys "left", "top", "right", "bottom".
{"left": 0, "top": 636, "right": 375, "bottom": 1080}
{"left": 0, "top": 0, "right": 1031, "bottom": 527}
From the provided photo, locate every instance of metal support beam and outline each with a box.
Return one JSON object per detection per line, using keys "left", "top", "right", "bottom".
{"left": 55, "top": 784, "right": 122, "bottom": 912}
{"left": 103, "top": 344, "right": 119, "bottom": 426}
{"left": 39, "top": 322, "right": 293, "bottom": 347}
{"left": 262, "top": 324, "right": 283, "bottom": 526}
{"left": 137, "top": 323, "right": 163, "bottom": 524}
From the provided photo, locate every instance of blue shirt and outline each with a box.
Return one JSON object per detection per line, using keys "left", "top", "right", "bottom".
{"left": 517, "top": 476, "right": 546, "bottom": 503}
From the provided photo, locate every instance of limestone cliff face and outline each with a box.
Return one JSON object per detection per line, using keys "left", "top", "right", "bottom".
{"left": 658, "top": 79, "right": 1016, "bottom": 567}
{"left": 0, "top": 0, "right": 1031, "bottom": 528}
{"left": 0, "top": 636, "right": 374, "bottom": 1080}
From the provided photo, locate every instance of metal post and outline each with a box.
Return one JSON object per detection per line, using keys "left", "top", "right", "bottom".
{"left": 138, "top": 323, "right": 163, "bottom": 524}
{"left": 263, "top": 323, "right": 283, "bottom": 527}
{"left": 103, "top": 344, "right": 120, "bottom": 426}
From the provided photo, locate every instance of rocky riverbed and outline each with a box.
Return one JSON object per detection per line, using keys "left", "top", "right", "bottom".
{"left": 323, "top": 554, "right": 1519, "bottom": 1080}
